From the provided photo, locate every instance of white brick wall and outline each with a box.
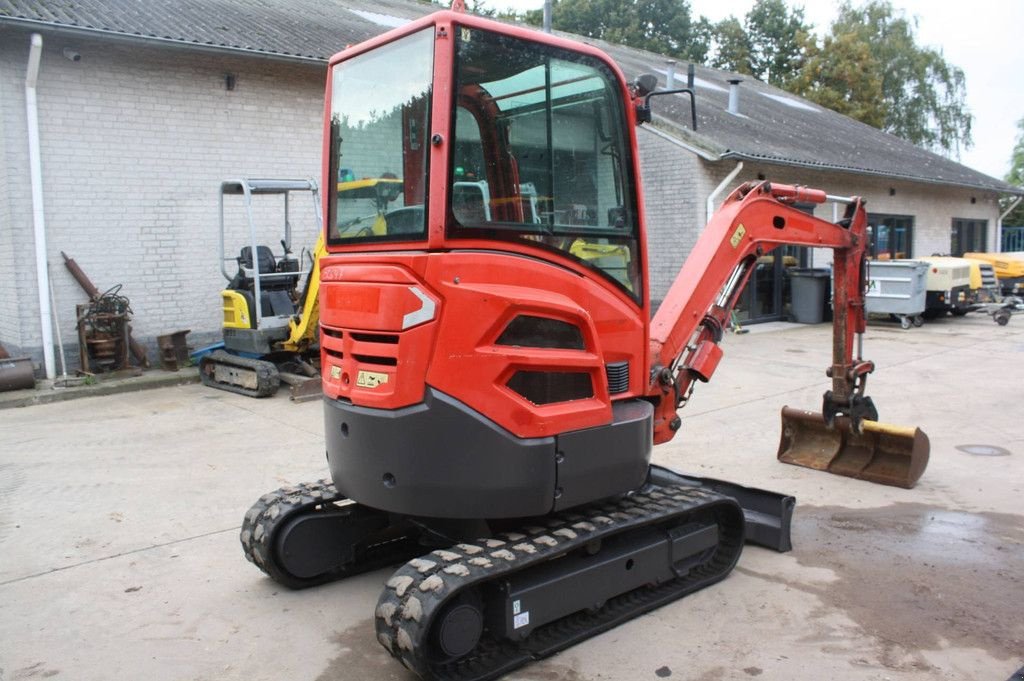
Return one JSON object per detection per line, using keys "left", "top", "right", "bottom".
{"left": 1, "top": 29, "right": 325, "bottom": 367}
{"left": 699, "top": 161, "right": 1001, "bottom": 265}
{"left": 0, "top": 59, "right": 18, "bottom": 352}
{"left": 636, "top": 129, "right": 703, "bottom": 307}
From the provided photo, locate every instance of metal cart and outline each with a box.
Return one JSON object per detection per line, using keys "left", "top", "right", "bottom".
{"left": 865, "top": 260, "right": 928, "bottom": 329}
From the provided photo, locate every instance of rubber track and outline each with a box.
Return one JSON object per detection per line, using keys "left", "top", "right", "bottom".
{"left": 199, "top": 350, "right": 280, "bottom": 398}
{"left": 240, "top": 479, "right": 420, "bottom": 589}
{"left": 375, "top": 484, "right": 744, "bottom": 681}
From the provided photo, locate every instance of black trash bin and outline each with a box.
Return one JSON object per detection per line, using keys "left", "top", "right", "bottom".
{"left": 789, "top": 268, "right": 830, "bottom": 323}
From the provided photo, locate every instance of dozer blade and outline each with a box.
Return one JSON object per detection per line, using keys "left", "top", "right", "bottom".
{"left": 777, "top": 406, "right": 929, "bottom": 488}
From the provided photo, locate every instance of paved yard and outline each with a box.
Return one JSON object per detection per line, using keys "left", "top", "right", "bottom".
{"left": 0, "top": 314, "right": 1021, "bottom": 681}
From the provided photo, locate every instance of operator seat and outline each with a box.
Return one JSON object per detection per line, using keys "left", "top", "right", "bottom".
{"left": 228, "top": 245, "right": 299, "bottom": 325}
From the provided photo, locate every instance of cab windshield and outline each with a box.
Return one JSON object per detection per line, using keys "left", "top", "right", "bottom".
{"left": 449, "top": 27, "right": 641, "bottom": 297}
{"left": 328, "top": 28, "right": 433, "bottom": 244}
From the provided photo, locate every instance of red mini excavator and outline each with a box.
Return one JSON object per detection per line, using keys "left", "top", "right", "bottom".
{"left": 240, "top": 10, "right": 929, "bottom": 680}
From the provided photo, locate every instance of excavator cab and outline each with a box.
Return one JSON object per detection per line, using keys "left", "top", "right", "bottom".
{"left": 325, "top": 21, "right": 643, "bottom": 289}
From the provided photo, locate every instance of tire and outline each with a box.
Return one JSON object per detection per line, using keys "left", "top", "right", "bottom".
{"left": 912, "top": 315, "right": 924, "bottom": 327}
{"left": 900, "top": 316, "right": 911, "bottom": 330}
{"left": 995, "top": 312, "right": 1010, "bottom": 326}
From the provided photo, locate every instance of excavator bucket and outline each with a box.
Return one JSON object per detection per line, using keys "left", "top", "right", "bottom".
{"left": 777, "top": 407, "right": 929, "bottom": 488}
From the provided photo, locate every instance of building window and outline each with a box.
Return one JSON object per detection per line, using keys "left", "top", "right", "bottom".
{"left": 867, "top": 213, "right": 914, "bottom": 260}
{"left": 950, "top": 218, "right": 987, "bottom": 256}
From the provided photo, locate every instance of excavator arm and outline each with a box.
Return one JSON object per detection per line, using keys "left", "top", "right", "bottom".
{"left": 646, "top": 180, "right": 927, "bottom": 488}
{"left": 647, "top": 180, "right": 869, "bottom": 441}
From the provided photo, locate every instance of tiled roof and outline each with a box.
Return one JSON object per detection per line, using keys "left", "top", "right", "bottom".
{"left": 0, "top": 0, "right": 430, "bottom": 61}
{"left": 2, "top": 0, "right": 1018, "bottom": 195}
{"left": 600, "top": 39, "right": 1019, "bottom": 194}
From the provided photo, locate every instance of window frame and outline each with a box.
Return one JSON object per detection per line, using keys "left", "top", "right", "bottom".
{"left": 867, "top": 213, "right": 915, "bottom": 260}
{"left": 950, "top": 217, "right": 988, "bottom": 256}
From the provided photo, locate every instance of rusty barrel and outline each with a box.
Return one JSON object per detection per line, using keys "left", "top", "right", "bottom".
{"left": 0, "top": 357, "right": 35, "bottom": 392}
{"left": 777, "top": 407, "right": 930, "bottom": 489}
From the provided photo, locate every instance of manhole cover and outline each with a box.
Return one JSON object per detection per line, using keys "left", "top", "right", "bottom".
{"left": 955, "top": 444, "right": 1012, "bottom": 457}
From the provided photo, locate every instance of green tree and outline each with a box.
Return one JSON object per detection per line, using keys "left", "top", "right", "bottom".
{"left": 788, "top": 29, "right": 886, "bottom": 128}
{"left": 525, "top": 0, "right": 709, "bottom": 63}
{"left": 709, "top": 17, "right": 753, "bottom": 75}
{"left": 744, "top": 0, "right": 810, "bottom": 87}
{"left": 792, "top": 1, "right": 971, "bottom": 156}
{"left": 1005, "top": 117, "right": 1024, "bottom": 227}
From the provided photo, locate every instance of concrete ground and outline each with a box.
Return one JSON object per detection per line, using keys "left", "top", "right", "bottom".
{"left": 1, "top": 314, "right": 1021, "bottom": 681}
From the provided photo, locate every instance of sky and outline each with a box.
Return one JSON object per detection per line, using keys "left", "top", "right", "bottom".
{"left": 482, "top": 0, "right": 1024, "bottom": 182}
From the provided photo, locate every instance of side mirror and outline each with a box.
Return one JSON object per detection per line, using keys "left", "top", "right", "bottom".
{"left": 634, "top": 75, "right": 700, "bottom": 130}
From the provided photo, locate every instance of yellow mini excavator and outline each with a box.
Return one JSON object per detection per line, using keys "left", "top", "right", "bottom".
{"left": 199, "top": 179, "right": 324, "bottom": 399}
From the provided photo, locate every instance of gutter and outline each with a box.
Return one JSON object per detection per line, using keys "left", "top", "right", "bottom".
{"left": 25, "top": 33, "right": 55, "bottom": 380}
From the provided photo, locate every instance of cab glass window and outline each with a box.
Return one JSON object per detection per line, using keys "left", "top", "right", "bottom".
{"left": 449, "top": 27, "right": 641, "bottom": 298}
{"left": 328, "top": 28, "right": 433, "bottom": 244}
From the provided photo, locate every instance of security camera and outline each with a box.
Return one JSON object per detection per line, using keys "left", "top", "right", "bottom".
{"left": 62, "top": 48, "right": 81, "bottom": 62}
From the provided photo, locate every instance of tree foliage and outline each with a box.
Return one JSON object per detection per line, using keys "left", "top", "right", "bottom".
{"left": 1005, "top": 117, "right": 1024, "bottom": 227}
{"left": 744, "top": 0, "right": 809, "bottom": 87}
{"left": 707, "top": 0, "right": 809, "bottom": 85}
{"left": 508, "top": 0, "right": 972, "bottom": 158}
{"left": 709, "top": 17, "right": 753, "bottom": 76}
{"left": 787, "top": 29, "right": 887, "bottom": 128}
{"left": 524, "top": 0, "right": 709, "bottom": 63}
{"left": 791, "top": 1, "right": 972, "bottom": 156}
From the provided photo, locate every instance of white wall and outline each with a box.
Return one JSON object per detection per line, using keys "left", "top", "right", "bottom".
{"left": 0, "top": 28, "right": 325, "bottom": 364}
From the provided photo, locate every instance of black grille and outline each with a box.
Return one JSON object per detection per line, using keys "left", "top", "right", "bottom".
{"left": 496, "top": 316, "right": 585, "bottom": 350}
{"left": 350, "top": 332, "right": 399, "bottom": 344}
{"left": 605, "top": 362, "right": 629, "bottom": 394}
{"left": 506, "top": 371, "right": 593, "bottom": 405}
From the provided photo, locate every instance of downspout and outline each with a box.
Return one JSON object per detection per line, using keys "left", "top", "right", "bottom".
{"left": 706, "top": 161, "right": 744, "bottom": 223}
{"left": 998, "top": 196, "right": 1022, "bottom": 252}
{"left": 26, "top": 34, "right": 55, "bottom": 380}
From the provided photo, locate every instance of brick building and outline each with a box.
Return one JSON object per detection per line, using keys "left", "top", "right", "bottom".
{"left": 1, "top": 0, "right": 1020, "bottom": 375}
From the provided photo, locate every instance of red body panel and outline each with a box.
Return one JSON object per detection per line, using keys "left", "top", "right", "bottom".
{"left": 319, "top": 251, "right": 645, "bottom": 439}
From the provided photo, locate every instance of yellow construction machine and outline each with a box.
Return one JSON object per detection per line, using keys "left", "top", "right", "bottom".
{"left": 199, "top": 179, "right": 324, "bottom": 399}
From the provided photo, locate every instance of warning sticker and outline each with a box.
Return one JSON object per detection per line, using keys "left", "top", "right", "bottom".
{"left": 513, "top": 612, "right": 530, "bottom": 630}
{"left": 730, "top": 223, "right": 747, "bottom": 248}
{"left": 356, "top": 370, "right": 389, "bottom": 388}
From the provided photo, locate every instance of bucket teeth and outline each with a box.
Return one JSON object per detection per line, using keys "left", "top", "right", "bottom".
{"left": 777, "top": 406, "right": 930, "bottom": 489}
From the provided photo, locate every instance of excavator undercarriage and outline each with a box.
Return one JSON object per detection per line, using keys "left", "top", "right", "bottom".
{"left": 242, "top": 467, "right": 788, "bottom": 681}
